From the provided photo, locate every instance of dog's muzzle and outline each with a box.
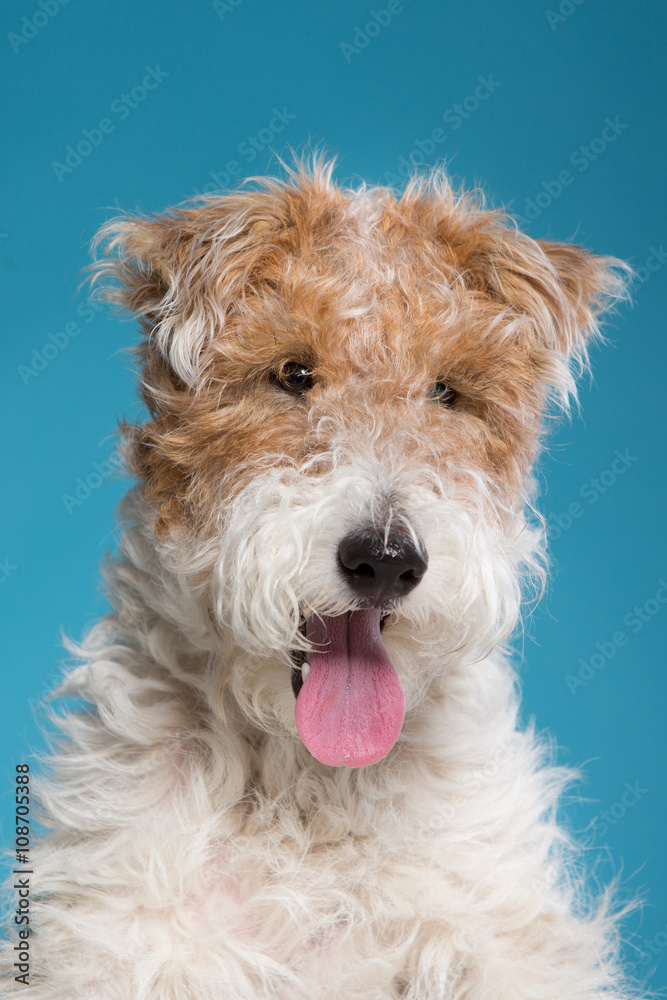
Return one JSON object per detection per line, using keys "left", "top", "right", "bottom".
{"left": 289, "top": 527, "right": 428, "bottom": 768}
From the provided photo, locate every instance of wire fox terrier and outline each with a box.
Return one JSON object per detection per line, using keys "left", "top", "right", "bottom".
{"left": 2, "top": 159, "right": 639, "bottom": 999}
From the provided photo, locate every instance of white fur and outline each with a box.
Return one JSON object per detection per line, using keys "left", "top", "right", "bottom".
{"left": 0, "top": 428, "right": 641, "bottom": 999}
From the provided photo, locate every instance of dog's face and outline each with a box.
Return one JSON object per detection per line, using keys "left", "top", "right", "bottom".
{"left": 94, "top": 163, "right": 628, "bottom": 767}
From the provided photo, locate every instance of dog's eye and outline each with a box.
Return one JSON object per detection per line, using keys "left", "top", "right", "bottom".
{"left": 274, "top": 362, "right": 316, "bottom": 394}
{"left": 431, "top": 381, "right": 458, "bottom": 407}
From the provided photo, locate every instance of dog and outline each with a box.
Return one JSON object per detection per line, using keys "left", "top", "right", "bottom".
{"left": 2, "top": 157, "right": 639, "bottom": 999}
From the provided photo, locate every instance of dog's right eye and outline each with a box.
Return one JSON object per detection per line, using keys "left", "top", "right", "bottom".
{"left": 431, "top": 381, "right": 458, "bottom": 407}
{"left": 273, "top": 362, "right": 316, "bottom": 394}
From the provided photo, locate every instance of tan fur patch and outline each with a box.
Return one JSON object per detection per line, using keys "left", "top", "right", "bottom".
{"left": 90, "top": 160, "right": 630, "bottom": 533}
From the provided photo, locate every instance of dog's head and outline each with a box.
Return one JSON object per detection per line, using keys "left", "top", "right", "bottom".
{"left": 92, "top": 159, "right": 630, "bottom": 767}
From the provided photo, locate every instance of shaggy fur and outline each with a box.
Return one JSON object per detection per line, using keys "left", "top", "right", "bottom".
{"left": 1, "top": 157, "right": 640, "bottom": 999}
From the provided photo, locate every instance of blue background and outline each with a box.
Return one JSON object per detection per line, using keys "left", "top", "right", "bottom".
{"left": 1, "top": 0, "right": 665, "bottom": 989}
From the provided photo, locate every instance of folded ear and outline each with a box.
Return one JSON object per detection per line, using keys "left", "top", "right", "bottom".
{"left": 90, "top": 210, "right": 208, "bottom": 390}
{"left": 533, "top": 238, "right": 632, "bottom": 354}
{"left": 474, "top": 229, "right": 633, "bottom": 409}
{"left": 89, "top": 194, "right": 287, "bottom": 389}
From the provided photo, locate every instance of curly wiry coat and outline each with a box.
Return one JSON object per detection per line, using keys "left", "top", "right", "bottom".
{"left": 2, "top": 160, "right": 639, "bottom": 1000}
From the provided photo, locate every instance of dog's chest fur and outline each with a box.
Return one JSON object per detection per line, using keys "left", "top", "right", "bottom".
{"left": 39, "top": 643, "right": 556, "bottom": 999}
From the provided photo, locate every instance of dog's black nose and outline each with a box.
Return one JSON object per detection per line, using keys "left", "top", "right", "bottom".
{"left": 338, "top": 528, "right": 428, "bottom": 604}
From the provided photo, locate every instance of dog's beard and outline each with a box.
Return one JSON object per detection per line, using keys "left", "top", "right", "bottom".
{"left": 182, "top": 458, "right": 542, "bottom": 765}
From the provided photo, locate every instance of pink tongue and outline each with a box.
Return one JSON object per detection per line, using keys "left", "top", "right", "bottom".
{"left": 294, "top": 610, "right": 405, "bottom": 768}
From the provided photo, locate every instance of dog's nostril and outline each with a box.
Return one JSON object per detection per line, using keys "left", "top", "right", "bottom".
{"left": 352, "top": 562, "right": 375, "bottom": 580}
{"left": 338, "top": 528, "right": 428, "bottom": 605}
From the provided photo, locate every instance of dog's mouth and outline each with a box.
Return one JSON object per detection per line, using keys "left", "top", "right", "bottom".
{"left": 290, "top": 611, "right": 404, "bottom": 768}
{"left": 290, "top": 613, "right": 390, "bottom": 696}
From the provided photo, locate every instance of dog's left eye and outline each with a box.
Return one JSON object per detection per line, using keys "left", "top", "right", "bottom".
{"left": 274, "top": 362, "right": 316, "bottom": 394}
{"left": 431, "top": 381, "right": 458, "bottom": 406}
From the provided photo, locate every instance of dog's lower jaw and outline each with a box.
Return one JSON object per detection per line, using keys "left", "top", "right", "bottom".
{"left": 291, "top": 660, "right": 306, "bottom": 698}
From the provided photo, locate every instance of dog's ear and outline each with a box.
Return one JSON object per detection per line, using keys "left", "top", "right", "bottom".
{"left": 467, "top": 228, "right": 633, "bottom": 408}
{"left": 90, "top": 212, "right": 194, "bottom": 385}
{"left": 424, "top": 181, "right": 633, "bottom": 409}
{"left": 89, "top": 196, "right": 285, "bottom": 390}
{"left": 532, "top": 239, "right": 632, "bottom": 408}
{"left": 526, "top": 238, "right": 630, "bottom": 353}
